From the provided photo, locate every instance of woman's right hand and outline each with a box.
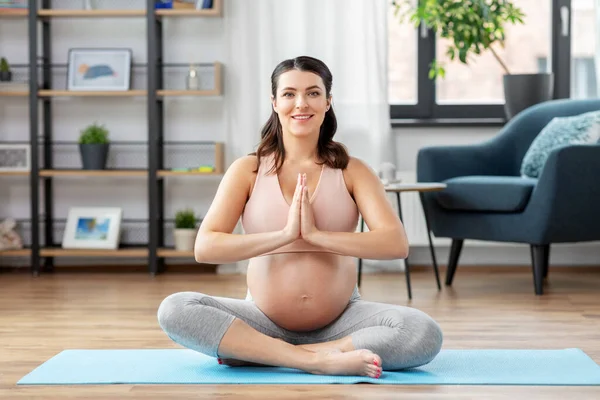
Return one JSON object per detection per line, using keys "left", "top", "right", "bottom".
{"left": 282, "top": 173, "right": 303, "bottom": 242}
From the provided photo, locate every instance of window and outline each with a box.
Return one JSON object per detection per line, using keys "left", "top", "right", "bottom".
{"left": 388, "top": 5, "right": 417, "bottom": 105}
{"left": 539, "top": 57, "right": 597, "bottom": 98}
{"left": 436, "top": 1, "right": 551, "bottom": 104}
{"left": 388, "top": 0, "right": 589, "bottom": 123}
{"left": 571, "top": 0, "right": 598, "bottom": 98}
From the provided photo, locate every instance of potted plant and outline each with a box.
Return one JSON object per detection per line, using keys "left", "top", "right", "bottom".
{"left": 394, "top": 0, "right": 553, "bottom": 120}
{"left": 0, "top": 57, "right": 12, "bottom": 82}
{"left": 78, "top": 122, "right": 110, "bottom": 170}
{"left": 173, "top": 208, "right": 198, "bottom": 251}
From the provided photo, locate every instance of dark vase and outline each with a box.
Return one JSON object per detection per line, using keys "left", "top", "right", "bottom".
{"left": 503, "top": 73, "right": 554, "bottom": 120}
{"left": 79, "top": 143, "right": 109, "bottom": 170}
{"left": 0, "top": 71, "right": 12, "bottom": 82}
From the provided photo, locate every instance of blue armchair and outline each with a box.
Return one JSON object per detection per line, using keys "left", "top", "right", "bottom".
{"left": 417, "top": 98, "right": 600, "bottom": 295}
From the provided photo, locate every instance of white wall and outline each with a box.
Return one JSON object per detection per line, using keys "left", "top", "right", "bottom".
{"left": 2, "top": 1, "right": 598, "bottom": 269}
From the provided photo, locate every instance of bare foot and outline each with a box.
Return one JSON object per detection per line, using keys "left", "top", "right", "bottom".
{"left": 300, "top": 336, "right": 353, "bottom": 353}
{"left": 218, "top": 338, "right": 286, "bottom": 367}
{"left": 299, "top": 343, "right": 343, "bottom": 353}
{"left": 309, "top": 349, "right": 382, "bottom": 378}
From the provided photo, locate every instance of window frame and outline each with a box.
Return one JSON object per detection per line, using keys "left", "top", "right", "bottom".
{"left": 389, "top": 0, "right": 573, "bottom": 124}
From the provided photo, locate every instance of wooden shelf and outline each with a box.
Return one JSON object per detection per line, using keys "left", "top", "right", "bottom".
{"left": 37, "top": 9, "right": 146, "bottom": 18}
{"left": 39, "top": 170, "right": 147, "bottom": 177}
{"left": 0, "top": 249, "right": 31, "bottom": 257}
{"left": 0, "top": 8, "right": 27, "bottom": 17}
{"left": 158, "top": 142, "right": 224, "bottom": 176}
{"left": 158, "top": 62, "right": 223, "bottom": 96}
{"left": 38, "top": 90, "right": 147, "bottom": 97}
{"left": 157, "top": 170, "right": 221, "bottom": 177}
{"left": 158, "top": 89, "right": 221, "bottom": 97}
{"left": 0, "top": 91, "right": 29, "bottom": 97}
{"left": 157, "top": 248, "right": 195, "bottom": 258}
{"left": 0, "top": 171, "right": 29, "bottom": 176}
{"left": 40, "top": 248, "right": 148, "bottom": 257}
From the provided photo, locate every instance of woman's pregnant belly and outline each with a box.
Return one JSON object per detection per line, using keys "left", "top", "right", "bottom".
{"left": 246, "top": 252, "right": 357, "bottom": 331}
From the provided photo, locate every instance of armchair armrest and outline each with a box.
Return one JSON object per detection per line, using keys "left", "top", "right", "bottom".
{"left": 526, "top": 144, "right": 600, "bottom": 243}
{"left": 417, "top": 142, "right": 510, "bottom": 183}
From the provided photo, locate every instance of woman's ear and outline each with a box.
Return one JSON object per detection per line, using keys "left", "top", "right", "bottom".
{"left": 326, "top": 95, "right": 332, "bottom": 111}
{"left": 271, "top": 95, "right": 277, "bottom": 113}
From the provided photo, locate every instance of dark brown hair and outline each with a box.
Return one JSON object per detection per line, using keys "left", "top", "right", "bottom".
{"left": 252, "top": 56, "right": 350, "bottom": 174}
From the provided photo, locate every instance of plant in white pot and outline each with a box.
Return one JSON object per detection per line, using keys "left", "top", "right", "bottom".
{"left": 79, "top": 123, "right": 110, "bottom": 170}
{"left": 173, "top": 208, "right": 198, "bottom": 252}
{"left": 394, "top": 0, "right": 552, "bottom": 120}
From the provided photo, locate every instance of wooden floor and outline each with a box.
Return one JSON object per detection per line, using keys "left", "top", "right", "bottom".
{"left": 1, "top": 266, "right": 599, "bottom": 399}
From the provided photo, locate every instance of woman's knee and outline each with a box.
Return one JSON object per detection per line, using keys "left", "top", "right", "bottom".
{"left": 407, "top": 309, "right": 443, "bottom": 365}
{"left": 383, "top": 308, "right": 443, "bottom": 369}
{"left": 157, "top": 291, "right": 201, "bottom": 334}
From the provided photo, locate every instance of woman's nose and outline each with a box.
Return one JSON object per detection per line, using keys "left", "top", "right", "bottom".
{"left": 295, "top": 95, "right": 308, "bottom": 108}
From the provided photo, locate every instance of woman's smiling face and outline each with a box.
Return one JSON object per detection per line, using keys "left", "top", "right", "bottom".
{"left": 272, "top": 69, "right": 331, "bottom": 138}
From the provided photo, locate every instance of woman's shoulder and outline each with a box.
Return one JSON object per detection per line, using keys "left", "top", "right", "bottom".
{"left": 344, "top": 156, "right": 377, "bottom": 176}
{"left": 342, "top": 157, "right": 380, "bottom": 192}
{"left": 228, "top": 155, "right": 259, "bottom": 173}
{"left": 221, "top": 155, "right": 259, "bottom": 187}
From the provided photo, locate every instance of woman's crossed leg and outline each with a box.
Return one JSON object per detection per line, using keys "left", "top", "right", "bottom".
{"left": 157, "top": 291, "right": 442, "bottom": 377}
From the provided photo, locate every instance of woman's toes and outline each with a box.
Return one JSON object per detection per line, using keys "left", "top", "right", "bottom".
{"left": 366, "top": 364, "right": 380, "bottom": 378}
{"left": 372, "top": 354, "right": 382, "bottom": 368}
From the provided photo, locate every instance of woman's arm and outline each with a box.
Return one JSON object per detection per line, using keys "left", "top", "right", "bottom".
{"left": 194, "top": 156, "right": 295, "bottom": 264}
{"left": 304, "top": 158, "right": 408, "bottom": 260}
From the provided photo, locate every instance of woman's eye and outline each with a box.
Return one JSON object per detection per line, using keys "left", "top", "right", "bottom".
{"left": 310, "top": 91, "right": 320, "bottom": 96}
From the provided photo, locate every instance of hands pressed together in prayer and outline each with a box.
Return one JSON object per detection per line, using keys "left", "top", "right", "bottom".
{"left": 283, "top": 173, "right": 319, "bottom": 243}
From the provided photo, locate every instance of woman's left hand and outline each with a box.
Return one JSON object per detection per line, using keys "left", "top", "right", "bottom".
{"left": 300, "top": 173, "right": 319, "bottom": 242}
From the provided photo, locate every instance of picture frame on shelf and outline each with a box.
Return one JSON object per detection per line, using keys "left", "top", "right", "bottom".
{"left": 67, "top": 48, "right": 132, "bottom": 91}
{"left": 62, "top": 207, "right": 122, "bottom": 250}
{"left": 0, "top": 143, "right": 30, "bottom": 172}
{"left": 0, "top": 0, "right": 27, "bottom": 9}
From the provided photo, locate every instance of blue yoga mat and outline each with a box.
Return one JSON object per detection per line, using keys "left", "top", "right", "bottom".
{"left": 17, "top": 348, "right": 600, "bottom": 386}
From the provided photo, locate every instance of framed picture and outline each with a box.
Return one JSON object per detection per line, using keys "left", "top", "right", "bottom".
{"left": 67, "top": 48, "right": 132, "bottom": 91}
{"left": 62, "top": 207, "right": 122, "bottom": 249}
{"left": 0, "top": 144, "right": 30, "bottom": 172}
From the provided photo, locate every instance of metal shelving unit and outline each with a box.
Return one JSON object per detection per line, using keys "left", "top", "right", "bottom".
{"left": 0, "top": 0, "right": 224, "bottom": 274}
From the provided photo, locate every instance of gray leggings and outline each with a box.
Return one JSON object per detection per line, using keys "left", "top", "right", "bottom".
{"left": 157, "top": 287, "right": 443, "bottom": 370}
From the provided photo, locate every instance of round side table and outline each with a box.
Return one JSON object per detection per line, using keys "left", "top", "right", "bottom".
{"left": 357, "top": 182, "right": 447, "bottom": 300}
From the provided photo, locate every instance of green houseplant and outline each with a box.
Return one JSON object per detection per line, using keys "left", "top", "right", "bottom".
{"left": 394, "top": 0, "right": 553, "bottom": 119}
{"left": 173, "top": 208, "right": 198, "bottom": 251}
{"left": 78, "top": 123, "right": 110, "bottom": 170}
{"left": 0, "top": 57, "right": 12, "bottom": 82}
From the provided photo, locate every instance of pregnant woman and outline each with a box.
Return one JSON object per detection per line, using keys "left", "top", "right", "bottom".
{"left": 157, "top": 56, "right": 443, "bottom": 378}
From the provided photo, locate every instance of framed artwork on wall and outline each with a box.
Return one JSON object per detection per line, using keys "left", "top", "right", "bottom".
{"left": 67, "top": 48, "right": 132, "bottom": 91}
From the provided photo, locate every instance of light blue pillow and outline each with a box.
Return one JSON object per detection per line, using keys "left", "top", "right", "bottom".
{"left": 520, "top": 110, "right": 600, "bottom": 178}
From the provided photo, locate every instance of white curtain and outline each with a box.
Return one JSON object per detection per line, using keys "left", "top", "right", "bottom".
{"left": 223, "top": 0, "right": 395, "bottom": 169}
{"left": 221, "top": 0, "right": 396, "bottom": 273}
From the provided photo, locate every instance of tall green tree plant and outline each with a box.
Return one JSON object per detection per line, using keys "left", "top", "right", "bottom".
{"left": 393, "top": 0, "right": 526, "bottom": 79}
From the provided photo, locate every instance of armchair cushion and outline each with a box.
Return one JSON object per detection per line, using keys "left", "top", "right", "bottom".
{"left": 436, "top": 176, "right": 538, "bottom": 213}
{"left": 520, "top": 110, "right": 600, "bottom": 178}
